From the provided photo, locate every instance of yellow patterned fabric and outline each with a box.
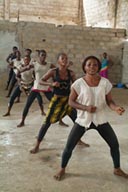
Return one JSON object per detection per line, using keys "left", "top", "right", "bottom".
{"left": 44, "top": 95, "right": 73, "bottom": 124}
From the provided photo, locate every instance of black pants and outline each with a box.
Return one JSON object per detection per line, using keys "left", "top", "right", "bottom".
{"left": 6, "top": 68, "right": 14, "bottom": 89}
{"left": 9, "top": 85, "right": 22, "bottom": 108}
{"left": 7, "top": 72, "right": 17, "bottom": 97}
{"left": 22, "top": 90, "right": 53, "bottom": 118}
{"left": 61, "top": 122, "right": 120, "bottom": 169}
{"left": 9, "top": 85, "right": 37, "bottom": 109}
{"left": 38, "top": 108, "right": 77, "bottom": 142}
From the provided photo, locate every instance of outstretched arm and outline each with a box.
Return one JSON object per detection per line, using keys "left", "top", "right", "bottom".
{"left": 106, "top": 91, "right": 125, "bottom": 115}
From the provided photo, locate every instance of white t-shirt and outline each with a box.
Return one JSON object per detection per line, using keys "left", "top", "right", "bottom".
{"left": 71, "top": 77, "right": 112, "bottom": 127}
{"left": 32, "top": 61, "right": 50, "bottom": 91}
{"left": 12, "top": 59, "right": 22, "bottom": 75}
{"left": 19, "top": 58, "right": 34, "bottom": 85}
{"left": 20, "top": 69, "right": 34, "bottom": 85}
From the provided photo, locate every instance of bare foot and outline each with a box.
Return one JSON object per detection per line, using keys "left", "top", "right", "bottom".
{"left": 77, "top": 140, "right": 90, "bottom": 147}
{"left": 17, "top": 122, "right": 25, "bottom": 127}
{"left": 59, "top": 120, "right": 69, "bottom": 127}
{"left": 3, "top": 112, "right": 10, "bottom": 117}
{"left": 114, "top": 168, "right": 128, "bottom": 178}
{"left": 15, "top": 100, "right": 20, "bottom": 103}
{"left": 41, "top": 111, "right": 46, "bottom": 116}
{"left": 30, "top": 146, "right": 39, "bottom": 154}
{"left": 54, "top": 169, "right": 65, "bottom": 181}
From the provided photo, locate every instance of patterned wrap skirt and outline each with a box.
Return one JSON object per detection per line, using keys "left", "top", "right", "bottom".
{"left": 44, "top": 95, "right": 73, "bottom": 124}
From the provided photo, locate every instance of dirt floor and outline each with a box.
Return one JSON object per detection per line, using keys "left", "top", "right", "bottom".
{"left": 0, "top": 73, "right": 128, "bottom": 192}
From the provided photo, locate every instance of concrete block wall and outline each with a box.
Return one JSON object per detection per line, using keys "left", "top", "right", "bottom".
{"left": 122, "top": 41, "right": 128, "bottom": 83}
{"left": 0, "top": 20, "right": 126, "bottom": 83}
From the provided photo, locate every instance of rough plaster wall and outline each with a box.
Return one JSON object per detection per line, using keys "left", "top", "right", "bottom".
{"left": 83, "top": 0, "right": 128, "bottom": 35}
{"left": 0, "top": 0, "right": 128, "bottom": 32}
{"left": 0, "top": 0, "right": 4, "bottom": 18}
{"left": 83, "top": 0, "right": 115, "bottom": 28}
{"left": 3, "top": 0, "right": 79, "bottom": 25}
{"left": 0, "top": 21, "right": 126, "bottom": 83}
{"left": 0, "top": 32, "right": 18, "bottom": 72}
{"left": 116, "top": 0, "right": 128, "bottom": 32}
{"left": 0, "top": 21, "right": 18, "bottom": 72}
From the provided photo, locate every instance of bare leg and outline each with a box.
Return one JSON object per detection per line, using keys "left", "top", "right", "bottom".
{"left": 15, "top": 97, "right": 20, "bottom": 103}
{"left": 77, "top": 139, "right": 90, "bottom": 147}
{"left": 17, "top": 121, "right": 25, "bottom": 127}
{"left": 59, "top": 119, "right": 69, "bottom": 127}
{"left": 17, "top": 116, "right": 25, "bottom": 127}
{"left": 30, "top": 122, "right": 51, "bottom": 154}
{"left": 5, "top": 86, "right": 8, "bottom": 90}
{"left": 30, "top": 141, "right": 40, "bottom": 154}
{"left": 114, "top": 168, "right": 128, "bottom": 178}
{"left": 40, "top": 105, "right": 46, "bottom": 116}
{"left": 3, "top": 107, "right": 11, "bottom": 117}
{"left": 3, "top": 112, "right": 10, "bottom": 116}
{"left": 41, "top": 111, "right": 46, "bottom": 116}
{"left": 54, "top": 168, "right": 65, "bottom": 181}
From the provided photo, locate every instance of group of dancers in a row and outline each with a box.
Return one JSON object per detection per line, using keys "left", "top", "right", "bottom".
{"left": 4, "top": 47, "right": 70, "bottom": 127}
{"left": 3, "top": 46, "right": 128, "bottom": 180}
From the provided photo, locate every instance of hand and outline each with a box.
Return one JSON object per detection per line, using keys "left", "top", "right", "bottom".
{"left": 115, "top": 106, "right": 125, "bottom": 115}
{"left": 52, "top": 81, "right": 60, "bottom": 87}
{"left": 27, "top": 65, "right": 33, "bottom": 70}
{"left": 85, "top": 105, "right": 97, "bottom": 113}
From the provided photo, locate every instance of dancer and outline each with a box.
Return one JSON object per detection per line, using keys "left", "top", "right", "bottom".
{"left": 3, "top": 55, "right": 34, "bottom": 116}
{"left": 6, "top": 50, "right": 22, "bottom": 102}
{"left": 5, "top": 46, "right": 18, "bottom": 90}
{"left": 59, "top": 61, "right": 74, "bottom": 127}
{"left": 49, "top": 63, "right": 69, "bottom": 127}
{"left": 30, "top": 53, "right": 89, "bottom": 154}
{"left": 6, "top": 48, "right": 33, "bottom": 98}
{"left": 17, "top": 50, "right": 53, "bottom": 127}
{"left": 54, "top": 55, "right": 128, "bottom": 180}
